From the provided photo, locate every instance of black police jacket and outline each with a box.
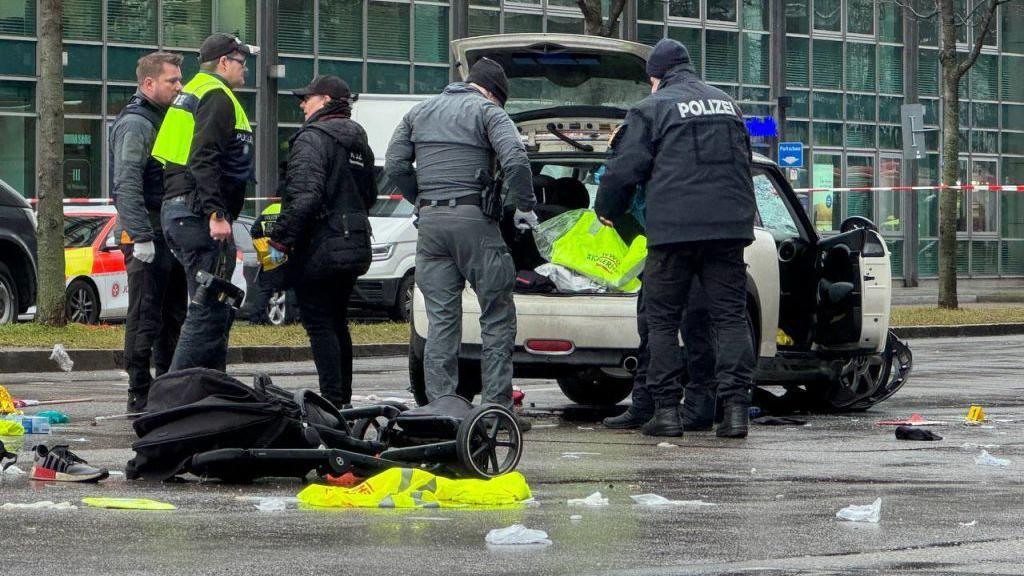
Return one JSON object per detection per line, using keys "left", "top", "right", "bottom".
{"left": 271, "top": 107, "right": 378, "bottom": 280}
{"left": 595, "top": 65, "right": 755, "bottom": 247}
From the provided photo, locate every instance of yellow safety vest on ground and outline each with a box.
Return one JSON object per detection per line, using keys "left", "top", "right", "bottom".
{"left": 151, "top": 72, "right": 251, "bottom": 167}
{"left": 297, "top": 468, "right": 532, "bottom": 509}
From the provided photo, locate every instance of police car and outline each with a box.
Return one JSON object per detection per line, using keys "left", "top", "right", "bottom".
{"left": 63, "top": 205, "right": 245, "bottom": 324}
{"left": 408, "top": 34, "right": 910, "bottom": 412}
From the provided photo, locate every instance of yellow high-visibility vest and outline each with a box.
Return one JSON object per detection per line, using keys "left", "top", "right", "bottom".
{"left": 151, "top": 72, "right": 251, "bottom": 166}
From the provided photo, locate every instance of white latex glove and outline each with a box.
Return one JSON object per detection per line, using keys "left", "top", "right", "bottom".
{"left": 513, "top": 209, "right": 539, "bottom": 231}
{"left": 133, "top": 240, "right": 156, "bottom": 264}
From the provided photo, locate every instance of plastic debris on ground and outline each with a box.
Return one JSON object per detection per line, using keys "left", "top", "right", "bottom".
{"left": 0, "top": 385, "right": 21, "bottom": 415}
{"left": 961, "top": 442, "right": 1000, "bottom": 450}
{"left": 235, "top": 496, "right": 300, "bottom": 512}
{"left": 36, "top": 410, "right": 70, "bottom": 425}
{"left": 567, "top": 491, "right": 609, "bottom": 507}
{"left": 49, "top": 344, "right": 74, "bottom": 372}
{"left": 836, "top": 498, "right": 882, "bottom": 523}
{"left": 630, "top": 494, "right": 717, "bottom": 507}
{"left": 964, "top": 405, "right": 987, "bottom": 425}
{"left": 2, "top": 500, "right": 76, "bottom": 510}
{"left": 576, "top": 426, "right": 594, "bottom": 431}
{"left": 895, "top": 426, "right": 943, "bottom": 441}
{"left": 81, "top": 498, "right": 176, "bottom": 511}
{"left": 2, "top": 415, "right": 48, "bottom": 434}
{"left": 959, "top": 520, "right": 978, "bottom": 527}
{"left": 3, "top": 465, "right": 25, "bottom": 476}
{"left": 570, "top": 514, "right": 583, "bottom": 522}
{"left": 877, "top": 413, "right": 946, "bottom": 426}
{"left": 560, "top": 452, "right": 601, "bottom": 459}
{"left": 0, "top": 420, "right": 25, "bottom": 436}
{"left": 975, "top": 450, "right": 1012, "bottom": 467}
{"left": 656, "top": 442, "right": 676, "bottom": 449}
{"left": 298, "top": 468, "right": 532, "bottom": 509}
{"left": 485, "top": 524, "right": 552, "bottom": 546}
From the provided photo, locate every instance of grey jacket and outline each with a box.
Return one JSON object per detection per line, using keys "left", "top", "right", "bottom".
{"left": 385, "top": 83, "right": 534, "bottom": 212}
{"left": 111, "top": 91, "right": 163, "bottom": 242}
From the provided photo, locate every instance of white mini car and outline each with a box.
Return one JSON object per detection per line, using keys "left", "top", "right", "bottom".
{"left": 409, "top": 34, "right": 911, "bottom": 412}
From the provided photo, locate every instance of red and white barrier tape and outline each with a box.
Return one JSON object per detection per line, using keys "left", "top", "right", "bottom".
{"left": 793, "top": 184, "right": 1024, "bottom": 193}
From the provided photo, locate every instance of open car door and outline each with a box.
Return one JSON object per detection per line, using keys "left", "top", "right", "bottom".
{"left": 813, "top": 225, "right": 892, "bottom": 353}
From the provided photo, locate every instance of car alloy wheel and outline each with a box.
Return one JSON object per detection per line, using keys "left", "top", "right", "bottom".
{"left": 267, "top": 291, "right": 287, "bottom": 325}
{"left": 0, "top": 281, "right": 12, "bottom": 325}
{"left": 66, "top": 281, "right": 99, "bottom": 324}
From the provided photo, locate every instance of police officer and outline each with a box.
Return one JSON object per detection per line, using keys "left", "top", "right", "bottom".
{"left": 266, "top": 75, "right": 376, "bottom": 409}
{"left": 596, "top": 38, "right": 756, "bottom": 438}
{"left": 111, "top": 52, "right": 186, "bottom": 413}
{"left": 152, "top": 32, "right": 256, "bottom": 372}
{"left": 385, "top": 58, "right": 536, "bottom": 422}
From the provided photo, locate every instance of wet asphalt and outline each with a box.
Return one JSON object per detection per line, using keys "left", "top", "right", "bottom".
{"left": 0, "top": 335, "right": 1022, "bottom": 575}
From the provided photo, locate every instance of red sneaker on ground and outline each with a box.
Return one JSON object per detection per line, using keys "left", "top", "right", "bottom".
{"left": 30, "top": 444, "right": 109, "bottom": 482}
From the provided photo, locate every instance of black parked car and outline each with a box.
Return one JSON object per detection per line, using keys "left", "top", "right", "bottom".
{"left": 0, "top": 179, "right": 36, "bottom": 324}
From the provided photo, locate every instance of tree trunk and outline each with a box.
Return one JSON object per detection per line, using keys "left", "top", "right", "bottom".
{"left": 576, "top": 0, "right": 627, "bottom": 37}
{"left": 35, "top": 0, "right": 67, "bottom": 326}
{"left": 936, "top": 0, "right": 959, "bottom": 310}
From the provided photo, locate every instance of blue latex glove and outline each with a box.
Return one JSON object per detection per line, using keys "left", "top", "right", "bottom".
{"left": 268, "top": 245, "right": 287, "bottom": 266}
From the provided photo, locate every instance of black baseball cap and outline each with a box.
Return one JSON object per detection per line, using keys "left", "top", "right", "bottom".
{"left": 292, "top": 75, "right": 355, "bottom": 101}
{"left": 199, "top": 32, "right": 257, "bottom": 62}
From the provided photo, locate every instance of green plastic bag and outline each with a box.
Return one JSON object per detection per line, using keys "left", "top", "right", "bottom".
{"left": 81, "top": 497, "right": 176, "bottom": 511}
{"left": 534, "top": 209, "right": 646, "bottom": 292}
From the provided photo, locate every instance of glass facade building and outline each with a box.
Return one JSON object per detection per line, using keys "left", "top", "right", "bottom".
{"left": 0, "top": 0, "right": 1021, "bottom": 280}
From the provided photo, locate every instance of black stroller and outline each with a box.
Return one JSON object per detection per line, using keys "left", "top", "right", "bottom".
{"left": 128, "top": 368, "right": 523, "bottom": 482}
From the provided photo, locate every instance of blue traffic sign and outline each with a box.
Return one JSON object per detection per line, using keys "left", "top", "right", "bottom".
{"left": 778, "top": 142, "right": 804, "bottom": 168}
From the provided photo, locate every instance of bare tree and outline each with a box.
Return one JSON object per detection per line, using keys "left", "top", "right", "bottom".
{"left": 896, "top": 0, "right": 1015, "bottom": 308}
{"left": 575, "top": 0, "right": 628, "bottom": 37}
{"left": 35, "top": 0, "right": 66, "bottom": 326}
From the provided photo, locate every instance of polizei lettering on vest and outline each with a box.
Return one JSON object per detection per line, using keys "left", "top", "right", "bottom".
{"left": 676, "top": 99, "right": 736, "bottom": 119}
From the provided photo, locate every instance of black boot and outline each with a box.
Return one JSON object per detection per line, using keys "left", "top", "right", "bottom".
{"left": 641, "top": 406, "right": 683, "bottom": 437}
{"left": 716, "top": 404, "right": 749, "bottom": 438}
{"left": 127, "top": 386, "right": 149, "bottom": 414}
{"left": 603, "top": 406, "right": 653, "bottom": 430}
{"left": 680, "top": 390, "right": 715, "bottom": 432}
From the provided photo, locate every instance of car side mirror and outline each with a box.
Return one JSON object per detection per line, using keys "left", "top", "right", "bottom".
{"left": 101, "top": 235, "right": 119, "bottom": 251}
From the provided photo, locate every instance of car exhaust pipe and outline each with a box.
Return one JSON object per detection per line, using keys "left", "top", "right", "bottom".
{"left": 622, "top": 356, "right": 639, "bottom": 372}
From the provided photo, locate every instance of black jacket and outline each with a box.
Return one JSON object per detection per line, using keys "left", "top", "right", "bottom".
{"left": 163, "top": 86, "right": 254, "bottom": 220}
{"left": 595, "top": 65, "right": 755, "bottom": 247}
{"left": 271, "top": 106, "right": 377, "bottom": 280}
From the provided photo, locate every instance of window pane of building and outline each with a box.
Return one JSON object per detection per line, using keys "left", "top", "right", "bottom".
{"left": 108, "top": 0, "right": 157, "bottom": 44}
{"left": 811, "top": 153, "right": 841, "bottom": 231}
{"left": 785, "top": 0, "right": 808, "bottom": 33}
{"left": 813, "top": 91, "right": 841, "bottom": 119}
{"left": 879, "top": 2, "right": 902, "bottom": 42}
{"left": 547, "top": 15, "right": 583, "bottom": 34}
{"left": 278, "top": 94, "right": 305, "bottom": 124}
{"left": 918, "top": 50, "right": 938, "bottom": 97}
{"left": 1004, "top": 104, "right": 1024, "bottom": 130}
{"left": 972, "top": 130, "right": 998, "bottom": 154}
{"left": 367, "top": 63, "right": 410, "bottom": 93}
{"left": 812, "top": 121, "right": 842, "bottom": 146}
{"left": 1002, "top": 241, "right": 1024, "bottom": 274}
{"left": 971, "top": 160, "right": 998, "bottom": 233}
{"left": 0, "top": 115, "right": 34, "bottom": 197}
{"left": 318, "top": 0, "right": 361, "bottom": 57}
{"left": 669, "top": 0, "right": 700, "bottom": 19}
{"left": 970, "top": 53, "right": 998, "bottom": 100}
{"left": 64, "top": 118, "right": 102, "bottom": 198}
{"left": 972, "top": 241, "right": 999, "bottom": 275}
{"left": 1005, "top": 131, "right": 1024, "bottom": 155}
{"left": 846, "top": 123, "right": 875, "bottom": 148}
{"left": 1002, "top": 172, "right": 1024, "bottom": 238}
{"left": 217, "top": 0, "right": 256, "bottom": 43}
{"left": 706, "top": 30, "right": 738, "bottom": 83}
{"left": 279, "top": 57, "right": 313, "bottom": 90}
{"left": 708, "top": 0, "right": 737, "bottom": 22}
{"left": 845, "top": 43, "right": 875, "bottom": 91}
{"left": 879, "top": 157, "right": 901, "bottom": 232}
{"left": 812, "top": 40, "right": 841, "bottom": 89}
{"left": 504, "top": 12, "right": 542, "bottom": 33}
{"left": 64, "top": 44, "right": 102, "bottom": 80}
{"left": 414, "top": 65, "right": 449, "bottom": 94}
{"left": 639, "top": 0, "right": 664, "bottom": 21}
{"left": 1003, "top": 4, "right": 1024, "bottom": 53}
{"left": 107, "top": 46, "right": 151, "bottom": 81}
{"left": 742, "top": 0, "right": 768, "bottom": 30}
{"left": 813, "top": 0, "right": 840, "bottom": 31}
{"left": 879, "top": 96, "right": 902, "bottom": 123}
{"left": 667, "top": 27, "right": 701, "bottom": 75}
{"left": 106, "top": 85, "right": 134, "bottom": 115}
{"left": 64, "top": 84, "right": 102, "bottom": 115}
{"left": 0, "top": 80, "right": 34, "bottom": 113}
{"left": 1002, "top": 56, "right": 1024, "bottom": 102}
{"left": 469, "top": 9, "right": 499, "bottom": 36}
{"left": 163, "top": 0, "right": 212, "bottom": 48}
{"left": 318, "top": 59, "right": 363, "bottom": 92}
{"left": 878, "top": 125, "right": 901, "bottom": 149}
{"left": 639, "top": 23, "right": 664, "bottom": 46}
{"left": 787, "top": 90, "right": 808, "bottom": 117}
{"left": 415, "top": 4, "right": 449, "bottom": 63}
{"left": 64, "top": 0, "right": 102, "bottom": 41}
{"left": 0, "top": 40, "right": 35, "bottom": 76}
{"left": 846, "top": 93, "right": 875, "bottom": 121}
{"left": 369, "top": 2, "right": 410, "bottom": 59}
{"left": 0, "top": 1, "right": 35, "bottom": 36}
{"left": 278, "top": 0, "right": 313, "bottom": 53}
{"left": 470, "top": 0, "right": 499, "bottom": 5}
{"left": 742, "top": 32, "right": 769, "bottom": 85}
{"left": 846, "top": 155, "right": 873, "bottom": 220}
{"left": 878, "top": 45, "right": 903, "bottom": 94}
{"left": 785, "top": 36, "right": 808, "bottom": 87}
{"left": 847, "top": 0, "right": 873, "bottom": 35}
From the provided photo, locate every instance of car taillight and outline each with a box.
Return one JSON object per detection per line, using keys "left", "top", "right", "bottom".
{"left": 525, "top": 339, "right": 574, "bottom": 354}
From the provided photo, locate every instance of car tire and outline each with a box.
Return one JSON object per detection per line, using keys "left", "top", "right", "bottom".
{"left": 408, "top": 321, "right": 484, "bottom": 407}
{"left": 65, "top": 279, "right": 100, "bottom": 324}
{"left": 387, "top": 273, "right": 415, "bottom": 322}
{"left": 811, "top": 347, "right": 894, "bottom": 412}
{"left": 0, "top": 261, "right": 18, "bottom": 325}
{"left": 266, "top": 290, "right": 300, "bottom": 326}
{"left": 557, "top": 369, "right": 634, "bottom": 406}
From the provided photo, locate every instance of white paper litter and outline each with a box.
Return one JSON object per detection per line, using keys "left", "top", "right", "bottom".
{"left": 2, "top": 500, "right": 76, "bottom": 510}
{"left": 975, "top": 450, "right": 1012, "bottom": 467}
{"left": 836, "top": 498, "right": 882, "bottom": 523}
{"left": 560, "top": 452, "right": 601, "bottom": 459}
{"left": 70, "top": 438, "right": 89, "bottom": 443}
{"left": 49, "top": 344, "right": 74, "bottom": 372}
{"left": 959, "top": 520, "right": 978, "bottom": 527}
{"left": 576, "top": 426, "right": 595, "bottom": 431}
{"left": 2, "top": 465, "right": 25, "bottom": 476}
{"left": 656, "top": 442, "right": 676, "bottom": 449}
{"left": 235, "top": 496, "right": 300, "bottom": 511}
{"left": 961, "top": 442, "right": 1000, "bottom": 450}
{"left": 485, "top": 524, "right": 552, "bottom": 546}
{"left": 567, "top": 491, "right": 609, "bottom": 507}
{"left": 629, "top": 494, "right": 717, "bottom": 507}
{"left": 108, "top": 471, "right": 125, "bottom": 477}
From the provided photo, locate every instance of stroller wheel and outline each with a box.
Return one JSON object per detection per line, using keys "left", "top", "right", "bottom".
{"left": 455, "top": 404, "right": 523, "bottom": 479}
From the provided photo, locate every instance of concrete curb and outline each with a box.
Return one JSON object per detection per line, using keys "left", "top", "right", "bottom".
{"left": 0, "top": 343, "right": 407, "bottom": 374}
{"left": 2, "top": 324, "right": 1023, "bottom": 373}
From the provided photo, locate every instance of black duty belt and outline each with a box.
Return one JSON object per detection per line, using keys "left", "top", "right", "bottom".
{"left": 418, "top": 195, "right": 481, "bottom": 208}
